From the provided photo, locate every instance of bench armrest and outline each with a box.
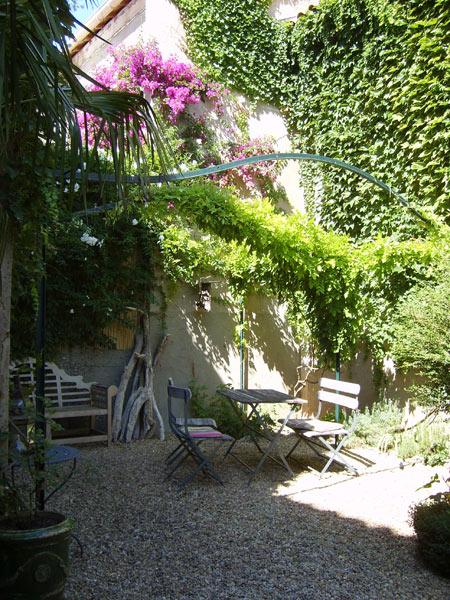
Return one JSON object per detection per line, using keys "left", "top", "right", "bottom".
{"left": 91, "top": 384, "right": 118, "bottom": 411}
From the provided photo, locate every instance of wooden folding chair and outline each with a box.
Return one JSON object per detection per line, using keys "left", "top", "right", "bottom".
{"left": 166, "top": 380, "right": 233, "bottom": 489}
{"left": 285, "top": 377, "right": 360, "bottom": 476}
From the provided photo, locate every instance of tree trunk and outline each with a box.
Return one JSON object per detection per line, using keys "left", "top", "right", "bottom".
{"left": 122, "top": 387, "right": 147, "bottom": 442}
{"left": 0, "top": 222, "right": 14, "bottom": 470}
{"left": 151, "top": 334, "right": 169, "bottom": 441}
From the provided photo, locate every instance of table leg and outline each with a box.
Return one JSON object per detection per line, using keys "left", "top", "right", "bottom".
{"left": 249, "top": 406, "right": 295, "bottom": 482}
{"left": 44, "top": 458, "right": 77, "bottom": 504}
{"left": 225, "top": 397, "right": 296, "bottom": 482}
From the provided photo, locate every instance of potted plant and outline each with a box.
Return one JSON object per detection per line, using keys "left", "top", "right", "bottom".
{"left": 0, "top": 388, "right": 74, "bottom": 600}
{"left": 409, "top": 472, "right": 450, "bottom": 579}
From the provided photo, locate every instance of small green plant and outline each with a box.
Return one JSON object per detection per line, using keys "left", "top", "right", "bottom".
{"left": 348, "top": 400, "right": 449, "bottom": 464}
{"left": 397, "top": 420, "right": 449, "bottom": 466}
{"left": 189, "top": 380, "right": 248, "bottom": 439}
{"left": 350, "top": 400, "right": 404, "bottom": 451}
{"left": 189, "top": 380, "right": 274, "bottom": 439}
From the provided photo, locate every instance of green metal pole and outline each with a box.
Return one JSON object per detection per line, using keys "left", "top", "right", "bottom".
{"left": 335, "top": 352, "right": 341, "bottom": 422}
{"left": 72, "top": 152, "right": 429, "bottom": 225}
{"left": 35, "top": 241, "right": 46, "bottom": 512}
{"left": 239, "top": 301, "right": 245, "bottom": 389}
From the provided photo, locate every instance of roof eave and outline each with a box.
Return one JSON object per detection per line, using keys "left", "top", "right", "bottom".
{"left": 70, "top": 0, "right": 132, "bottom": 56}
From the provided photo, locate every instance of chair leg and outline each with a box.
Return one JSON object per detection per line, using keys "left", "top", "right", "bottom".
{"left": 285, "top": 436, "right": 303, "bottom": 460}
{"left": 178, "top": 458, "right": 224, "bottom": 490}
{"left": 177, "top": 442, "right": 225, "bottom": 489}
{"left": 166, "top": 442, "right": 185, "bottom": 465}
{"left": 166, "top": 441, "right": 197, "bottom": 479}
{"left": 315, "top": 435, "right": 359, "bottom": 476}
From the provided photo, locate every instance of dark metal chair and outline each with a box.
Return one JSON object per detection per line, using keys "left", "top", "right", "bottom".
{"left": 166, "top": 380, "right": 233, "bottom": 489}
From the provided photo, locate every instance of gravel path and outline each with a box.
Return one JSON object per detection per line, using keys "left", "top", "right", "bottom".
{"left": 49, "top": 438, "right": 450, "bottom": 600}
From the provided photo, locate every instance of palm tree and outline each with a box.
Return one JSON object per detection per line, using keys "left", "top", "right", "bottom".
{"left": 0, "top": 0, "right": 169, "bottom": 465}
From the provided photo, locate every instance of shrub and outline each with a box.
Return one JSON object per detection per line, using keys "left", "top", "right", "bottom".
{"left": 397, "top": 421, "right": 449, "bottom": 467}
{"left": 409, "top": 492, "right": 450, "bottom": 579}
{"left": 349, "top": 401, "right": 449, "bottom": 465}
{"left": 391, "top": 268, "right": 450, "bottom": 412}
{"left": 189, "top": 381, "right": 248, "bottom": 439}
{"left": 189, "top": 380, "right": 274, "bottom": 439}
{"left": 350, "top": 400, "right": 403, "bottom": 451}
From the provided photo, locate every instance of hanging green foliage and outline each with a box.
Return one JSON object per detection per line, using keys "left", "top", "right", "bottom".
{"left": 12, "top": 179, "right": 448, "bottom": 366}
{"left": 143, "top": 182, "right": 447, "bottom": 362}
{"left": 11, "top": 206, "right": 162, "bottom": 359}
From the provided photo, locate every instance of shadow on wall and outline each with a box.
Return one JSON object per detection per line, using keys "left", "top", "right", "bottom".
{"left": 153, "top": 286, "right": 304, "bottom": 425}
{"left": 246, "top": 295, "right": 300, "bottom": 391}
{"left": 153, "top": 284, "right": 241, "bottom": 424}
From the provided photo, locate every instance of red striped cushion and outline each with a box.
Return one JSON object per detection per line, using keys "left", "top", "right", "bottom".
{"left": 190, "top": 430, "right": 225, "bottom": 439}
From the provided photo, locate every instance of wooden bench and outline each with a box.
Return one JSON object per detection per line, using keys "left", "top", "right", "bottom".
{"left": 10, "top": 358, "right": 117, "bottom": 446}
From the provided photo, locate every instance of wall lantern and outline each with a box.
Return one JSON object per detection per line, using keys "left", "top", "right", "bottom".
{"left": 195, "top": 281, "right": 212, "bottom": 312}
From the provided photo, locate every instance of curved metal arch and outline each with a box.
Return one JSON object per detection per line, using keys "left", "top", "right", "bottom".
{"left": 75, "top": 152, "right": 427, "bottom": 222}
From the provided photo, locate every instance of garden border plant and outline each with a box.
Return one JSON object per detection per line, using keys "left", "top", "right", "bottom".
{"left": 409, "top": 473, "right": 450, "bottom": 579}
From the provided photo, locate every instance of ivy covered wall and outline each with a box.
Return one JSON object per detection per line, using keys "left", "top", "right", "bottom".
{"left": 175, "top": 0, "right": 450, "bottom": 239}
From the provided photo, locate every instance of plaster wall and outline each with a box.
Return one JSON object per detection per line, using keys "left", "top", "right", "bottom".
{"left": 269, "top": 0, "right": 320, "bottom": 21}
{"left": 73, "top": 0, "right": 146, "bottom": 74}
{"left": 248, "top": 104, "right": 304, "bottom": 212}
{"left": 144, "top": 0, "right": 189, "bottom": 61}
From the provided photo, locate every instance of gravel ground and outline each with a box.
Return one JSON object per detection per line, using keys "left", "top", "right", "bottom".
{"left": 49, "top": 437, "right": 450, "bottom": 600}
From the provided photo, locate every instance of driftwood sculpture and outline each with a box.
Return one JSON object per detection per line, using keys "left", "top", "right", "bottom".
{"left": 112, "top": 313, "right": 168, "bottom": 442}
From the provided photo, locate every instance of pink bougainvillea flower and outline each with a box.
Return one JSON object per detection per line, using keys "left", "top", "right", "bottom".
{"left": 82, "top": 43, "right": 227, "bottom": 146}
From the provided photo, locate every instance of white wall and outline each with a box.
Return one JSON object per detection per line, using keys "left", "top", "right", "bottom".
{"left": 269, "top": 0, "right": 320, "bottom": 21}
{"left": 73, "top": 0, "right": 146, "bottom": 74}
{"left": 144, "top": 0, "right": 189, "bottom": 60}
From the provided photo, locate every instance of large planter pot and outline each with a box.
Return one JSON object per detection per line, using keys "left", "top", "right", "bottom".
{"left": 0, "top": 511, "right": 74, "bottom": 600}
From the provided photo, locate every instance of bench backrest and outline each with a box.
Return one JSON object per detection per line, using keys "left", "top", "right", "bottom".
{"left": 10, "top": 358, "right": 94, "bottom": 408}
{"left": 318, "top": 377, "right": 360, "bottom": 411}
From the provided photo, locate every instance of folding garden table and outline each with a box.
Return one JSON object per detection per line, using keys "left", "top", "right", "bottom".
{"left": 218, "top": 388, "right": 307, "bottom": 482}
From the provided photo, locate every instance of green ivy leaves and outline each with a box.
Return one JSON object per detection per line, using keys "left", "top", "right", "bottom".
{"left": 144, "top": 182, "right": 448, "bottom": 363}
{"left": 175, "top": 0, "right": 449, "bottom": 240}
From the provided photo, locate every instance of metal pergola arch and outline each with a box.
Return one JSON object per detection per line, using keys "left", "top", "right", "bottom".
{"left": 69, "top": 152, "right": 428, "bottom": 223}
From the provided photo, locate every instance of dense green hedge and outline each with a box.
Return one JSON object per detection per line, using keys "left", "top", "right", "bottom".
{"left": 175, "top": 0, "right": 450, "bottom": 239}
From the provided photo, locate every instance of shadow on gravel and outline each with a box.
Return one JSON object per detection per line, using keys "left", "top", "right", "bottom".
{"left": 51, "top": 439, "right": 449, "bottom": 600}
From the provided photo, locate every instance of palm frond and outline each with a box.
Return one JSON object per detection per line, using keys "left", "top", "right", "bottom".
{"left": 0, "top": 0, "right": 170, "bottom": 194}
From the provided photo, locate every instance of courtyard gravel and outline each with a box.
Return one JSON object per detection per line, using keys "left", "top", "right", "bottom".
{"left": 49, "top": 438, "right": 450, "bottom": 600}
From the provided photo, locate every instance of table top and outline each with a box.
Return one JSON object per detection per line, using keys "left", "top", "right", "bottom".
{"left": 45, "top": 445, "right": 80, "bottom": 465}
{"left": 218, "top": 388, "right": 307, "bottom": 405}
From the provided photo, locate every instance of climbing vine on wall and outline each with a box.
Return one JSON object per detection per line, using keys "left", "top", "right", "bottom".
{"left": 175, "top": 0, "right": 290, "bottom": 106}
{"left": 175, "top": 0, "right": 450, "bottom": 239}
{"left": 12, "top": 178, "right": 448, "bottom": 367}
